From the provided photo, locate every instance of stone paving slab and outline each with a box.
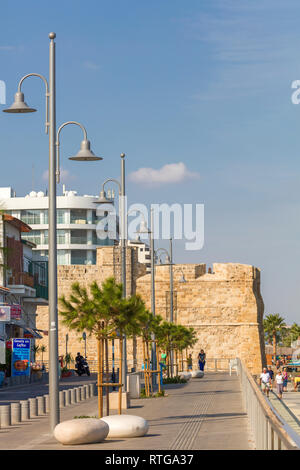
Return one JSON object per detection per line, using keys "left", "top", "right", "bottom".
{"left": 0, "top": 372, "right": 252, "bottom": 450}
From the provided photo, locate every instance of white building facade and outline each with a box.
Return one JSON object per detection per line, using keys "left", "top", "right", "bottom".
{"left": 0, "top": 187, "right": 115, "bottom": 266}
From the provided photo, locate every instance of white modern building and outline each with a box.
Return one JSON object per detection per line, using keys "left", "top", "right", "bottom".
{"left": 0, "top": 186, "right": 116, "bottom": 266}
{"left": 127, "top": 238, "right": 151, "bottom": 273}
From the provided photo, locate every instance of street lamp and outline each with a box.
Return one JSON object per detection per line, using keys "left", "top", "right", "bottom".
{"left": 3, "top": 33, "right": 102, "bottom": 431}
{"left": 135, "top": 210, "right": 157, "bottom": 380}
{"left": 95, "top": 153, "right": 127, "bottom": 390}
{"left": 155, "top": 239, "right": 186, "bottom": 376}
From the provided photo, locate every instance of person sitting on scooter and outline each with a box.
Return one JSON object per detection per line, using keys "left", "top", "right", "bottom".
{"left": 75, "top": 352, "right": 84, "bottom": 369}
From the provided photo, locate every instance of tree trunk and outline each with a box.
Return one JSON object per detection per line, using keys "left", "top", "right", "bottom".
{"left": 105, "top": 338, "right": 109, "bottom": 416}
{"left": 97, "top": 336, "right": 103, "bottom": 418}
{"left": 119, "top": 336, "right": 123, "bottom": 414}
{"left": 273, "top": 333, "right": 276, "bottom": 362}
{"left": 133, "top": 335, "right": 137, "bottom": 371}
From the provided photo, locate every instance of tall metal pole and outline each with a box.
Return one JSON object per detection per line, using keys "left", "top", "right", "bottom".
{"left": 150, "top": 208, "right": 157, "bottom": 383}
{"left": 48, "top": 32, "right": 59, "bottom": 430}
{"left": 169, "top": 237, "right": 174, "bottom": 376}
{"left": 170, "top": 237, "right": 173, "bottom": 323}
{"left": 120, "top": 153, "right": 127, "bottom": 391}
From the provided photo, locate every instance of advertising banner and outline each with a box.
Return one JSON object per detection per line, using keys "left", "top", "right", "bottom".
{"left": 0, "top": 306, "right": 10, "bottom": 322}
{"left": 0, "top": 339, "right": 5, "bottom": 364}
{"left": 11, "top": 339, "right": 31, "bottom": 376}
{"left": 11, "top": 305, "right": 22, "bottom": 320}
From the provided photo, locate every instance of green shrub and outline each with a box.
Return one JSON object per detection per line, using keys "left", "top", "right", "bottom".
{"left": 163, "top": 376, "right": 187, "bottom": 384}
{"left": 74, "top": 415, "right": 97, "bottom": 419}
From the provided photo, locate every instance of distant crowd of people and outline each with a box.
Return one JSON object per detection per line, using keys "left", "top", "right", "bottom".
{"left": 259, "top": 358, "right": 300, "bottom": 400}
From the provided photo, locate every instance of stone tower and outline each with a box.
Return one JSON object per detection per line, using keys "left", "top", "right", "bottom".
{"left": 35, "top": 247, "right": 266, "bottom": 374}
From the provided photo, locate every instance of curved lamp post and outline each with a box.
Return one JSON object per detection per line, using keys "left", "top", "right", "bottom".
{"left": 155, "top": 239, "right": 187, "bottom": 376}
{"left": 134, "top": 210, "right": 157, "bottom": 380}
{"left": 95, "top": 154, "right": 127, "bottom": 390}
{"left": 3, "top": 33, "right": 102, "bottom": 432}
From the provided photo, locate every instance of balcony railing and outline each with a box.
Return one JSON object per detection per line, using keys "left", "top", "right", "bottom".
{"left": 7, "top": 272, "right": 34, "bottom": 288}
{"left": 28, "top": 260, "right": 48, "bottom": 300}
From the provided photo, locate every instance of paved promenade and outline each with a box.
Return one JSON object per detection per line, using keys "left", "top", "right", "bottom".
{"left": 0, "top": 374, "right": 97, "bottom": 405}
{"left": 0, "top": 372, "right": 253, "bottom": 450}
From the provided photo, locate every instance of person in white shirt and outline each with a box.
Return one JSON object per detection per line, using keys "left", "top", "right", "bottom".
{"left": 275, "top": 370, "right": 283, "bottom": 399}
{"left": 260, "top": 367, "right": 271, "bottom": 397}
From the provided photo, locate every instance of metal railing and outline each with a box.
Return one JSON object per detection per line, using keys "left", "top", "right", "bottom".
{"left": 237, "top": 358, "right": 299, "bottom": 450}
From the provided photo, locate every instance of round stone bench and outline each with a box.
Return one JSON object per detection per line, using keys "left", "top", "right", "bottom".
{"left": 101, "top": 414, "right": 149, "bottom": 438}
{"left": 54, "top": 418, "right": 109, "bottom": 445}
{"left": 178, "top": 371, "right": 191, "bottom": 379}
{"left": 191, "top": 370, "right": 204, "bottom": 378}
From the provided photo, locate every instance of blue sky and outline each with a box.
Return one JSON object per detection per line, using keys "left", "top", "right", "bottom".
{"left": 1, "top": 0, "right": 300, "bottom": 323}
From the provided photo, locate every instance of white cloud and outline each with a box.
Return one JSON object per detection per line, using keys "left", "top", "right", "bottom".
{"left": 0, "top": 46, "right": 15, "bottom": 51}
{"left": 129, "top": 162, "right": 200, "bottom": 186}
{"left": 83, "top": 61, "right": 100, "bottom": 70}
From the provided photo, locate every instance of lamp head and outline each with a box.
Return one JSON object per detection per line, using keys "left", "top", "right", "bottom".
{"left": 136, "top": 219, "right": 150, "bottom": 234}
{"left": 94, "top": 189, "right": 113, "bottom": 204}
{"left": 69, "top": 140, "right": 102, "bottom": 161}
{"left": 3, "top": 92, "right": 36, "bottom": 113}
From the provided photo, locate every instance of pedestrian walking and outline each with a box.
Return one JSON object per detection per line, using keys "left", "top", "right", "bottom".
{"left": 275, "top": 370, "right": 284, "bottom": 399}
{"left": 282, "top": 367, "right": 288, "bottom": 392}
{"left": 187, "top": 354, "right": 193, "bottom": 371}
{"left": 267, "top": 366, "right": 274, "bottom": 390}
{"left": 260, "top": 367, "right": 271, "bottom": 397}
{"left": 198, "top": 349, "right": 206, "bottom": 372}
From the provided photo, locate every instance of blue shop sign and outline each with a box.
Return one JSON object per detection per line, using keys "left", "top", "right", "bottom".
{"left": 11, "top": 339, "right": 31, "bottom": 376}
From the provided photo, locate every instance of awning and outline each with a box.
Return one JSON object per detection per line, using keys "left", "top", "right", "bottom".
{"left": 23, "top": 327, "right": 43, "bottom": 339}
{"left": 9, "top": 320, "right": 43, "bottom": 339}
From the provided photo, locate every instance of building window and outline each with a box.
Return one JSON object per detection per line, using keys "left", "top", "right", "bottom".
{"left": 20, "top": 210, "right": 42, "bottom": 225}
{"left": 43, "top": 229, "right": 66, "bottom": 245}
{"left": 57, "top": 250, "right": 68, "bottom": 265}
{"left": 57, "top": 229, "right": 66, "bottom": 244}
{"left": 22, "top": 230, "right": 41, "bottom": 245}
{"left": 70, "top": 230, "right": 87, "bottom": 245}
{"left": 70, "top": 209, "right": 87, "bottom": 224}
{"left": 57, "top": 209, "right": 66, "bottom": 224}
{"left": 71, "top": 250, "right": 88, "bottom": 265}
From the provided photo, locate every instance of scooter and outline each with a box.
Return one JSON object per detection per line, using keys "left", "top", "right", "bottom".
{"left": 75, "top": 358, "right": 90, "bottom": 376}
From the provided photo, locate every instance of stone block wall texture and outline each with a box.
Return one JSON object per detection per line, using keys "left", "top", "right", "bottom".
{"left": 35, "top": 247, "right": 266, "bottom": 375}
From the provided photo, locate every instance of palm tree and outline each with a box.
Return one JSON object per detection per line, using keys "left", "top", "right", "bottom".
{"left": 290, "top": 323, "right": 300, "bottom": 344}
{"left": 263, "top": 314, "right": 286, "bottom": 361}
{"left": 59, "top": 277, "right": 144, "bottom": 417}
{"left": 133, "top": 309, "right": 163, "bottom": 395}
{"left": 33, "top": 344, "right": 40, "bottom": 362}
{"left": 40, "top": 345, "right": 47, "bottom": 368}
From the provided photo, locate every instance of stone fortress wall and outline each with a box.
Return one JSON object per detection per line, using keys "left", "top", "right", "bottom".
{"left": 35, "top": 247, "right": 266, "bottom": 374}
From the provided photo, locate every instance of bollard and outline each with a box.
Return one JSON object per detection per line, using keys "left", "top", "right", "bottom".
{"left": 70, "top": 388, "right": 76, "bottom": 405}
{"left": 59, "top": 390, "right": 65, "bottom": 408}
{"left": 0, "top": 405, "right": 11, "bottom": 427}
{"left": 29, "top": 398, "right": 38, "bottom": 417}
{"left": 44, "top": 395, "right": 49, "bottom": 413}
{"left": 11, "top": 402, "right": 21, "bottom": 424}
{"left": 89, "top": 383, "right": 95, "bottom": 397}
{"left": 85, "top": 384, "right": 90, "bottom": 399}
{"left": 64, "top": 389, "right": 70, "bottom": 406}
{"left": 80, "top": 386, "right": 86, "bottom": 401}
{"left": 20, "top": 400, "right": 30, "bottom": 421}
{"left": 37, "top": 396, "right": 45, "bottom": 415}
{"left": 75, "top": 387, "right": 81, "bottom": 402}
